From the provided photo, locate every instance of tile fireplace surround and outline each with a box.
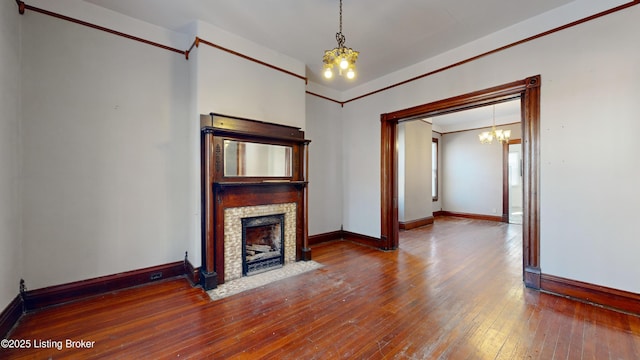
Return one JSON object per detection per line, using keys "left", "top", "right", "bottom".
{"left": 224, "top": 203, "right": 297, "bottom": 282}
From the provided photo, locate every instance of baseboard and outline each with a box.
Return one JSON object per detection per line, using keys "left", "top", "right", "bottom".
{"left": 524, "top": 266, "right": 541, "bottom": 289}
{"left": 0, "top": 294, "right": 23, "bottom": 338}
{"left": 309, "top": 230, "right": 343, "bottom": 246}
{"left": 309, "top": 230, "right": 383, "bottom": 249}
{"left": 185, "top": 259, "right": 200, "bottom": 285}
{"left": 437, "top": 211, "right": 503, "bottom": 222}
{"left": 541, "top": 273, "right": 640, "bottom": 316}
{"left": 23, "top": 261, "right": 187, "bottom": 311}
{"left": 399, "top": 216, "right": 434, "bottom": 230}
{"left": 342, "top": 230, "right": 383, "bottom": 248}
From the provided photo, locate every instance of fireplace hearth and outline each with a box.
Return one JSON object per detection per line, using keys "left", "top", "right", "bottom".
{"left": 242, "top": 214, "right": 285, "bottom": 276}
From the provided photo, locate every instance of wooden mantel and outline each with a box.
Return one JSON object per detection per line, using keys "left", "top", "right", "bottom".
{"left": 200, "top": 113, "right": 311, "bottom": 290}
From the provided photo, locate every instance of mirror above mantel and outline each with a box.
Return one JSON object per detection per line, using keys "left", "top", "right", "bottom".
{"left": 201, "top": 113, "right": 308, "bottom": 184}
{"left": 223, "top": 140, "right": 292, "bottom": 178}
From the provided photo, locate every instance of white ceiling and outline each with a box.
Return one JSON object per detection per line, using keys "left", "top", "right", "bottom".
{"left": 84, "top": 0, "right": 575, "bottom": 91}
{"left": 429, "top": 99, "right": 521, "bottom": 133}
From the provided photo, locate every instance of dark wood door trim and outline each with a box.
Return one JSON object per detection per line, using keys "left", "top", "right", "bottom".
{"left": 380, "top": 75, "right": 541, "bottom": 288}
{"left": 380, "top": 113, "right": 399, "bottom": 250}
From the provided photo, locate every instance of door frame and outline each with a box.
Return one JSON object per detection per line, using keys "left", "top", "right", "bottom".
{"left": 380, "top": 75, "right": 541, "bottom": 288}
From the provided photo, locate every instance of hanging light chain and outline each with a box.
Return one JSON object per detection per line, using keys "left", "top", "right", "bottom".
{"left": 339, "top": 0, "right": 343, "bottom": 34}
{"left": 336, "top": 0, "right": 345, "bottom": 48}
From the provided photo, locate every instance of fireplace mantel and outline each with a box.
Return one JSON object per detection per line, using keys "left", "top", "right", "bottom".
{"left": 200, "top": 113, "right": 311, "bottom": 290}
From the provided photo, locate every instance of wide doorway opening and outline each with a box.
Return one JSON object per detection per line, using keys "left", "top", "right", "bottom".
{"left": 380, "top": 76, "right": 541, "bottom": 288}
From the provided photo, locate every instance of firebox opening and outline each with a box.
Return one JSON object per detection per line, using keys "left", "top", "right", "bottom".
{"left": 241, "top": 214, "right": 285, "bottom": 276}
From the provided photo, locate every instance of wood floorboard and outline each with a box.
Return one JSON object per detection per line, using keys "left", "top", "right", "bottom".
{"left": 2, "top": 217, "right": 640, "bottom": 359}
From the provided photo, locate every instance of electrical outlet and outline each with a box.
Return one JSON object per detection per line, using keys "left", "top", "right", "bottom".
{"left": 150, "top": 272, "right": 162, "bottom": 281}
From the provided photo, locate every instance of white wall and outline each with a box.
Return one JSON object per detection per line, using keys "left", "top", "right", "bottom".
{"left": 538, "top": 7, "right": 640, "bottom": 292}
{"left": 20, "top": 11, "right": 191, "bottom": 289}
{"left": 341, "top": 94, "right": 386, "bottom": 237}
{"left": 398, "top": 121, "right": 432, "bottom": 222}
{"left": 441, "top": 123, "right": 520, "bottom": 216}
{"left": 194, "top": 21, "right": 306, "bottom": 130}
{"left": 442, "top": 129, "right": 501, "bottom": 216}
{"left": 305, "top": 89, "right": 343, "bottom": 235}
{"left": 340, "top": 3, "right": 640, "bottom": 293}
{"left": 0, "top": 0, "right": 23, "bottom": 310}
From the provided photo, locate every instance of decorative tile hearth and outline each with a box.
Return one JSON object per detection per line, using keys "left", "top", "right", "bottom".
{"left": 224, "top": 203, "right": 296, "bottom": 282}
{"left": 208, "top": 260, "right": 323, "bottom": 301}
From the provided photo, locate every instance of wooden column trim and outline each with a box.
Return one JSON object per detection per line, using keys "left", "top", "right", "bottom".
{"left": 502, "top": 141, "right": 510, "bottom": 223}
{"left": 522, "top": 77, "right": 541, "bottom": 289}
{"left": 202, "top": 130, "right": 214, "bottom": 273}
{"left": 380, "top": 114, "right": 399, "bottom": 250}
{"left": 200, "top": 127, "right": 218, "bottom": 290}
{"left": 301, "top": 141, "right": 312, "bottom": 260}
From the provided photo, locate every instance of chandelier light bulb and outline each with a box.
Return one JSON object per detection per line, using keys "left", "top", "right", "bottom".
{"left": 346, "top": 68, "right": 355, "bottom": 79}
{"left": 324, "top": 67, "right": 333, "bottom": 79}
{"left": 340, "top": 58, "right": 349, "bottom": 70}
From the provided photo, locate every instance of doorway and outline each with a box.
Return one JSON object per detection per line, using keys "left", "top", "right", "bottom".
{"left": 506, "top": 140, "right": 523, "bottom": 224}
{"left": 380, "top": 75, "right": 541, "bottom": 288}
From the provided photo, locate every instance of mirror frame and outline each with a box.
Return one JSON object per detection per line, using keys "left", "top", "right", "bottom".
{"left": 200, "top": 113, "right": 309, "bottom": 185}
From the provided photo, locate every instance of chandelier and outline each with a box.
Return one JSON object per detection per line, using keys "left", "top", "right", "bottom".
{"left": 323, "top": 0, "right": 359, "bottom": 80}
{"left": 478, "top": 105, "right": 511, "bottom": 144}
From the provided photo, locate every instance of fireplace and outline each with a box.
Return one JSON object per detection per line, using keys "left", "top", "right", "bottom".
{"left": 242, "top": 214, "right": 285, "bottom": 275}
{"left": 200, "top": 113, "right": 311, "bottom": 290}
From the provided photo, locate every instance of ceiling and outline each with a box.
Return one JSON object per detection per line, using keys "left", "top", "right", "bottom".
{"left": 84, "top": 0, "right": 575, "bottom": 91}
{"left": 429, "top": 99, "right": 521, "bottom": 133}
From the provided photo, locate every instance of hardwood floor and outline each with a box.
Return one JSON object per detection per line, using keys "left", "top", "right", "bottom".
{"left": 3, "top": 217, "right": 639, "bottom": 359}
